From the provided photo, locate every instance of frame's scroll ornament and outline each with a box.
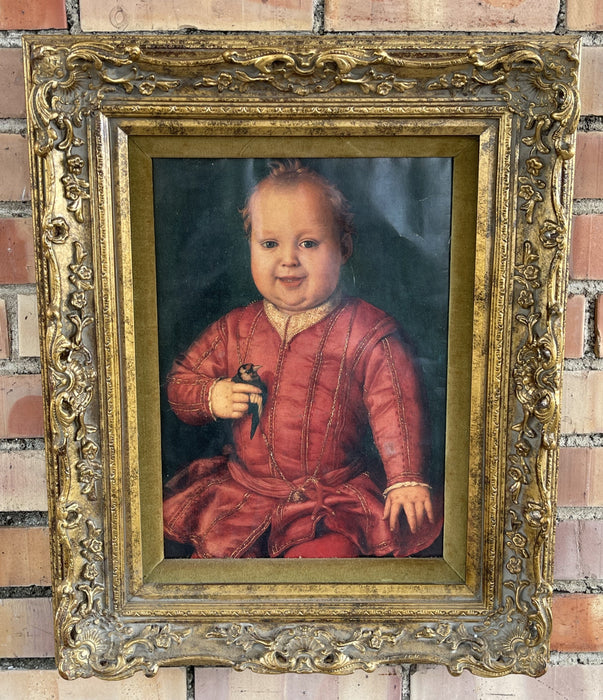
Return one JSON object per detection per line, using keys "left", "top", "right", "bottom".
{"left": 23, "top": 35, "right": 579, "bottom": 680}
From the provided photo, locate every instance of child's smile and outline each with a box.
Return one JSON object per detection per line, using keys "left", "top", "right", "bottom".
{"left": 249, "top": 181, "right": 350, "bottom": 314}
{"left": 277, "top": 275, "right": 305, "bottom": 287}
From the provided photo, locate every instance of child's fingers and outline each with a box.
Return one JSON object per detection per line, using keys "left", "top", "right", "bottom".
{"left": 403, "top": 502, "right": 417, "bottom": 534}
{"left": 424, "top": 495, "right": 435, "bottom": 523}
{"left": 388, "top": 501, "right": 403, "bottom": 532}
{"left": 383, "top": 498, "right": 391, "bottom": 520}
{"left": 233, "top": 383, "right": 263, "bottom": 395}
{"left": 231, "top": 389, "right": 255, "bottom": 403}
{"left": 383, "top": 489, "right": 434, "bottom": 535}
{"left": 414, "top": 503, "right": 426, "bottom": 531}
{"left": 410, "top": 495, "right": 433, "bottom": 529}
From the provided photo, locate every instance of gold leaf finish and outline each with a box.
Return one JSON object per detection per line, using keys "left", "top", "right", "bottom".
{"left": 23, "top": 34, "right": 579, "bottom": 679}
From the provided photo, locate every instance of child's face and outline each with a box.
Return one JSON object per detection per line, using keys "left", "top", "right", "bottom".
{"left": 249, "top": 181, "right": 350, "bottom": 314}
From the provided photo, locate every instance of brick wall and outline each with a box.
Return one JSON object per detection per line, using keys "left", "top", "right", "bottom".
{"left": 0, "top": 1, "right": 601, "bottom": 698}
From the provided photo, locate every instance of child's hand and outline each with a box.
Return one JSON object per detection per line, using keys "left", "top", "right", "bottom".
{"left": 210, "top": 379, "right": 263, "bottom": 420}
{"left": 383, "top": 485, "right": 434, "bottom": 534}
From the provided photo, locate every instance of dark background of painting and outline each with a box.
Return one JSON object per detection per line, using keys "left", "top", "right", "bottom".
{"left": 153, "top": 158, "right": 452, "bottom": 497}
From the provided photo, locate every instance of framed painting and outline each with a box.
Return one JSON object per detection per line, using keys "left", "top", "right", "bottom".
{"left": 23, "top": 33, "right": 580, "bottom": 679}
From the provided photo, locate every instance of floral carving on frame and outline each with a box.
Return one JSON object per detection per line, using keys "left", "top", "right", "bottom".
{"left": 23, "top": 34, "right": 579, "bottom": 679}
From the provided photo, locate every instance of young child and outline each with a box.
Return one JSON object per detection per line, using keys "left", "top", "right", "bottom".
{"left": 163, "top": 161, "right": 442, "bottom": 558}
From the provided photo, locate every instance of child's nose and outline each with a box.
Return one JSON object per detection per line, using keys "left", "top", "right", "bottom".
{"left": 280, "top": 244, "right": 300, "bottom": 266}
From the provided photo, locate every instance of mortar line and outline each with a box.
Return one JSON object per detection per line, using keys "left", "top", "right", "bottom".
{"left": 559, "top": 433, "right": 603, "bottom": 447}
{"left": 0, "top": 438, "right": 45, "bottom": 451}
{"left": 65, "top": 0, "right": 82, "bottom": 35}
{"left": 313, "top": 0, "right": 325, "bottom": 34}
{"left": 186, "top": 665, "right": 195, "bottom": 700}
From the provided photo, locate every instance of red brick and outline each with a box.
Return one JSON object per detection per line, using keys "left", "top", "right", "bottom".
{"left": 17, "top": 294, "right": 39, "bottom": 358}
{"left": 0, "top": 669, "right": 187, "bottom": 699}
{"left": 195, "top": 666, "right": 400, "bottom": 699}
{"left": 80, "top": 0, "right": 313, "bottom": 32}
{"left": 0, "top": 135, "right": 30, "bottom": 202}
{"left": 411, "top": 663, "right": 603, "bottom": 699}
{"left": 558, "top": 447, "right": 603, "bottom": 507}
{"left": 564, "top": 295, "right": 585, "bottom": 358}
{"left": 0, "top": 598, "right": 54, "bottom": 657}
{"left": 567, "top": 0, "right": 603, "bottom": 30}
{"left": 561, "top": 371, "right": 603, "bottom": 435}
{"left": 580, "top": 47, "right": 603, "bottom": 117}
{"left": 0, "top": 450, "right": 47, "bottom": 511}
{"left": 554, "top": 520, "right": 603, "bottom": 580}
{"left": 0, "top": 375, "right": 44, "bottom": 438}
{"left": 0, "top": 527, "right": 51, "bottom": 586}
{"left": 574, "top": 133, "right": 603, "bottom": 200}
{"left": 0, "top": 218, "right": 35, "bottom": 285}
{"left": 0, "top": 298, "right": 8, "bottom": 359}
{"left": 0, "top": 49, "right": 26, "bottom": 118}
{"left": 551, "top": 594, "right": 603, "bottom": 651}
{"left": 596, "top": 295, "right": 603, "bottom": 358}
{"left": 569, "top": 215, "right": 603, "bottom": 280}
{"left": 324, "top": 0, "right": 559, "bottom": 32}
{"left": 0, "top": 0, "right": 66, "bottom": 30}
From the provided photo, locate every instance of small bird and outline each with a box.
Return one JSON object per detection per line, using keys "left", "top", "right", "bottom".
{"left": 232, "top": 363, "right": 267, "bottom": 439}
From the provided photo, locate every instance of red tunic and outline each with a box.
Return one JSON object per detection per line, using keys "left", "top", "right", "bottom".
{"left": 163, "top": 297, "right": 442, "bottom": 558}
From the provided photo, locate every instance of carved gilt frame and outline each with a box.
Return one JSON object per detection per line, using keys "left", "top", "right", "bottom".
{"left": 23, "top": 34, "right": 579, "bottom": 679}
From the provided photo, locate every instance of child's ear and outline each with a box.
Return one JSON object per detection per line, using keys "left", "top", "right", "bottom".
{"left": 341, "top": 233, "right": 353, "bottom": 263}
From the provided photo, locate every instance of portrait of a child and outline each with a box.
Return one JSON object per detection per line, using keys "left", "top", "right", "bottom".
{"left": 162, "top": 160, "right": 444, "bottom": 559}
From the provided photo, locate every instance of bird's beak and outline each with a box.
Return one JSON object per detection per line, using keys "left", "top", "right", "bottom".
{"left": 253, "top": 365, "right": 262, "bottom": 371}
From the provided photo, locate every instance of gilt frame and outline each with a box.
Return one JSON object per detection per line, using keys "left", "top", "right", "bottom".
{"left": 23, "top": 34, "right": 579, "bottom": 679}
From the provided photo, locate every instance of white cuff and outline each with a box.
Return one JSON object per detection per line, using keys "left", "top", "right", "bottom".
{"left": 383, "top": 481, "right": 431, "bottom": 498}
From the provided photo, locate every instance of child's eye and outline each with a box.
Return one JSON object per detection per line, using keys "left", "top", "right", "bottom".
{"left": 299, "top": 240, "right": 318, "bottom": 249}
{"left": 261, "top": 240, "right": 278, "bottom": 249}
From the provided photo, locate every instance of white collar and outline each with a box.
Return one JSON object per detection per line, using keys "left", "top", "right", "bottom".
{"left": 263, "top": 291, "right": 342, "bottom": 342}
